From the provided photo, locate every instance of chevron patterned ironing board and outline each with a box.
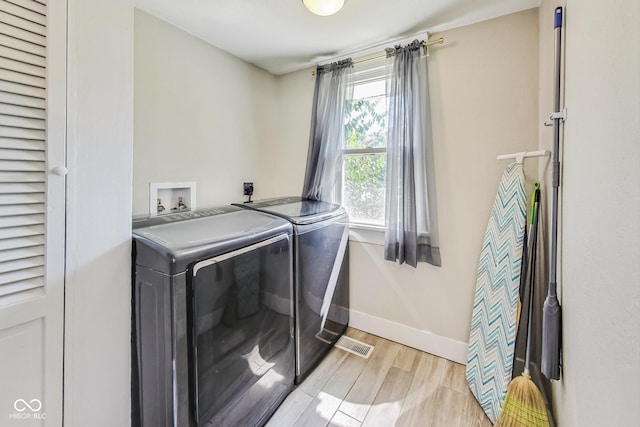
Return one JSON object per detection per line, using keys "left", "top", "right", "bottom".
{"left": 466, "top": 162, "right": 526, "bottom": 423}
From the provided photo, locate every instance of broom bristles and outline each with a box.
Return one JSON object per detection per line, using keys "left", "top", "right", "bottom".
{"left": 542, "top": 294, "right": 562, "bottom": 380}
{"left": 496, "top": 373, "right": 550, "bottom": 427}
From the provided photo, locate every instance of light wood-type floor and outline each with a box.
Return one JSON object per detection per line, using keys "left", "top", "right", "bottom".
{"left": 267, "top": 328, "right": 492, "bottom": 427}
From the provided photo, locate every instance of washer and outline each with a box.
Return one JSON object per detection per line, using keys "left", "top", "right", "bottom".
{"left": 132, "top": 205, "right": 294, "bottom": 427}
{"left": 234, "top": 197, "right": 349, "bottom": 383}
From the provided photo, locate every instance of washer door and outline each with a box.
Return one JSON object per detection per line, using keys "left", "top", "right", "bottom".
{"left": 189, "top": 234, "right": 294, "bottom": 426}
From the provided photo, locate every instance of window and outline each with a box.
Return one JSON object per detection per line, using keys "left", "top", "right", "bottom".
{"left": 342, "top": 63, "right": 388, "bottom": 226}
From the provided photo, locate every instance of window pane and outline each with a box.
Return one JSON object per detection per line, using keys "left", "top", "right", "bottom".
{"left": 343, "top": 153, "right": 386, "bottom": 226}
{"left": 352, "top": 79, "right": 386, "bottom": 99}
{"left": 345, "top": 95, "right": 387, "bottom": 149}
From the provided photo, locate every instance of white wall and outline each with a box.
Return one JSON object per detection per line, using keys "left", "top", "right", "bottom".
{"left": 133, "top": 10, "right": 279, "bottom": 215}
{"left": 65, "top": 0, "right": 133, "bottom": 425}
{"left": 273, "top": 9, "right": 540, "bottom": 361}
{"left": 539, "top": 1, "right": 640, "bottom": 425}
{"left": 265, "top": 70, "right": 316, "bottom": 197}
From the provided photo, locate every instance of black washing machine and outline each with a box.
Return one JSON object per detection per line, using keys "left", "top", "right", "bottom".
{"left": 132, "top": 205, "right": 294, "bottom": 426}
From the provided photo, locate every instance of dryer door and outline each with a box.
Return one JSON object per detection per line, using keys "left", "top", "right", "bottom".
{"left": 295, "top": 219, "right": 350, "bottom": 382}
{"left": 189, "top": 234, "right": 294, "bottom": 426}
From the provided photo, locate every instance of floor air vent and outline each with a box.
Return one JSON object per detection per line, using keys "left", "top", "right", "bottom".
{"left": 335, "top": 336, "right": 375, "bottom": 359}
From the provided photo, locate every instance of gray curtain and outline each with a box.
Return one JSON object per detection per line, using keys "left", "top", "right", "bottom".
{"left": 384, "top": 40, "right": 441, "bottom": 267}
{"left": 302, "top": 59, "right": 353, "bottom": 203}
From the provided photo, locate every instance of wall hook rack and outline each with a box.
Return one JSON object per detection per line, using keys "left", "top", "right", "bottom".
{"left": 497, "top": 149, "right": 551, "bottom": 165}
{"left": 544, "top": 108, "right": 567, "bottom": 126}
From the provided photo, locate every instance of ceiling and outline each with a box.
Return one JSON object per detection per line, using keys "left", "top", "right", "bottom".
{"left": 134, "top": 0, "right": 540, "bottom": 75}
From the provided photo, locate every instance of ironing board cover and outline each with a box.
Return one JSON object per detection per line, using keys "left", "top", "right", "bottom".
{"left": 466, "top": 162, "right": 526, "bottom": 423}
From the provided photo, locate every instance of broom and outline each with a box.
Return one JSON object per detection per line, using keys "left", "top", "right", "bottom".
{"left": 496, "top": 187, "right": 549, "bottom": 427}
{"left": 516, "top": 183, "right": 536, "bottom": 329}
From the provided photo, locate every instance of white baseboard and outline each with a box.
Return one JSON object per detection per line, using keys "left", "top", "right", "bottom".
{"left": 349, "top": 310, "right": 469, "bottom": 365}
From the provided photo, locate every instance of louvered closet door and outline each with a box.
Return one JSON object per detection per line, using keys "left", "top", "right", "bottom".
{"left": 0, "top": 0, "right": 65, "bottom": 425}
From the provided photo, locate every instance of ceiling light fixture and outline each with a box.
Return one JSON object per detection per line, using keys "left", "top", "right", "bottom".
{"left": 302, "top": 0, "right": 344, "bottom": 16}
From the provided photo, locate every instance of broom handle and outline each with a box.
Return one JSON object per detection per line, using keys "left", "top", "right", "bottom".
{"left": 549, "top": 7, "right": 563, "bottom": 299}
{"left": 525, "top": 189, "right": 540, "bottom": 373}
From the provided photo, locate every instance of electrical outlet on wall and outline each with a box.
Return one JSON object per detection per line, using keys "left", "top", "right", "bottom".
{"left": 243, "top": 182, "right": 254, "bottom": 196}
{"left": 243, "top": 182, "right": 254, "bottom": 203}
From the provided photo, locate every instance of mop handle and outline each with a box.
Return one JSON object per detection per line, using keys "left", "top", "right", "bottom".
{"left": 524, "top": 189, "right": 541, "bottom": 373}
{"left": 549, "top": 7, "right": 563, "bottom": 297}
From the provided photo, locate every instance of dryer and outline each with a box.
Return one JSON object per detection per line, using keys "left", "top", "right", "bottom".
{"left": 234, "top": 197, "right": 349, "bottom": 383}
{"left": 132, "top": 205, "right": 294, "bottom": 427}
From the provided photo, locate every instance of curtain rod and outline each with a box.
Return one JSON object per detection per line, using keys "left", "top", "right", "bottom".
{"left": 312, "top": 37, "right": 445, "bottom": 76}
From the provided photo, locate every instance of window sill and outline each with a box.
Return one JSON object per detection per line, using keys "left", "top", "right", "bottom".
{"left": 348, "top": 223, "right": 385, "bottom": 246}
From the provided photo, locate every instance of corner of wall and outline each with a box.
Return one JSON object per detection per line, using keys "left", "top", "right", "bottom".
{"left": 65, "top": 0, "right": 134, "bottom": 425}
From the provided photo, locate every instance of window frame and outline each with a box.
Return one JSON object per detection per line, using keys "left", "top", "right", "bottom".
{"left": 341, "top": 60, "right": 389, "bottom": 230}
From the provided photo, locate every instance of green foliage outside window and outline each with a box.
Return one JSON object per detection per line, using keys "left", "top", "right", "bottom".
{"left": 343, "top": 97, "right": 387, "bottom": 224}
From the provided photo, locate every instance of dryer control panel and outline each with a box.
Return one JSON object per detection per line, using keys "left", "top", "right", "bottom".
{"left": 133, "top": 205, "right": 241, "bottom": 229}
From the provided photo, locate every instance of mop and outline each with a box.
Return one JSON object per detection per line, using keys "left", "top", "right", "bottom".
{"left": 542, "top": 6, "right": 563, "bottom": 381}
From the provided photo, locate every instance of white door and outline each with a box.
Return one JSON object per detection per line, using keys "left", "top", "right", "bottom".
{"left": 0, "top": 0, "right": 66, "bottom": 425}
